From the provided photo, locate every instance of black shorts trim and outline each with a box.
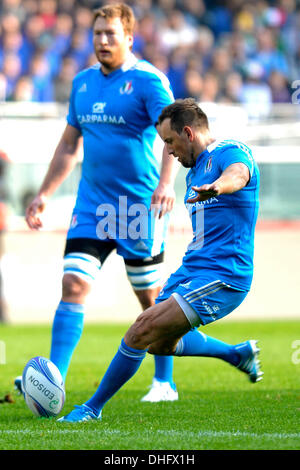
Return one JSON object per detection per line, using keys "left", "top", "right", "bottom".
{"left": 64, "top": 238, "right": 164, "bottom": 267}
{"left": 64, "top": 238, "right": 116, "bottom": 265}
{"left": 124, "top": 251, "right": 164, "bottom": 267}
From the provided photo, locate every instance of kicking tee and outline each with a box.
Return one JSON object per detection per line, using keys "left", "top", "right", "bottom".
{"left": 182, "top": 140, "right": 260, "bottom": 292}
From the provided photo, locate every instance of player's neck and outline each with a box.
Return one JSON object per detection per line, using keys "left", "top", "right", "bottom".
{"left": 195, "top": 133, "right": 215, "bottom": 158}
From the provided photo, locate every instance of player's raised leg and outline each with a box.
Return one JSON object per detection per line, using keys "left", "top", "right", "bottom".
{"left": 167, "top": 286, "right": 263, "bottom": 383}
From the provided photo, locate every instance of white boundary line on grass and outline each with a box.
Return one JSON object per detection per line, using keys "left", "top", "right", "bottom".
{"left": 1, "top": 429, "right": 300, "bottom": 440}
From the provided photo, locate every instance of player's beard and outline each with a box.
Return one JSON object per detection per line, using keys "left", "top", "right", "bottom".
{"left": 97, "top": 45, "right": 130, "bottom": 73}
{"left": 180, "top": 149, "right": 196, "bottom": 168}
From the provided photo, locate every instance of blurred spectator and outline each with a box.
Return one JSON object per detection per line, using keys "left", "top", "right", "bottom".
{"left": 184, "top": 68, "right": 203, "bottom": 100}
{"left": 226, "top": 31, "right": 249, "bottom": 74}
{"left": 1, "top": 12, "right": 21, "bottom": 34}
{"left": 11, "top": 75, "right": 34, "bottom": 101}
{"left": 0, "top": 30, "right": 32, "bottom": 74}
{"left": 148, "top": 52, "right": 169, "bottom": 75}
{"left": 268, "top": 69, "right": 291, "bottom": 103}
{"left": 240, "top": 61, "right": 272, "bottom": 119}
{"left": 209, "top": 47, "right": 233, "bottom": 91}
{"left": 152, "top": 0, "right": 177, "bottom": 20}
{"left": 254, "top": 27, "right": 289, "bottom": 80}
{"left": 0, "top": 0, "right": 297, "bottom": 110}
{"left": 57, "top": 0, "right": 77, "bottom": 16}
{"left": 193, "top": 26, "right": 215, "bottom": 72}
{"left": 1, "top": 0, "right": 25, "bottom": 20}
{"left": 158, "top": 9, "right": 198, "bottom": 54}
{"left": 220, "top": 71, "right": 243, "bottom": 104}
{"left": 38, "top": 0, "right": 57, "bottom": 30}
{"left": 200, "top": 72, "right": 220, "bottom": 103}
{"left": 66, "top": 27, "right": 94, "bottom": 71}
{"left": 54, "top": 56, "right": 78, "bottom": 103}
{"left": 180, "top": 0, "right": 207, "bottom": 27}
{"left": 48, "top": 13, "right": 73, "bottom": 57}
{"left": 204, "top": 2, "right": 233, "bottom": 38}
{"left": 29, "top": 51, "right": 53, "bottom": 101}
{"left": 73, "top": 5, "right": 93, "bottom": 30}
{"left": 23, "top": 14, "right": 48, "bottom": 53}
{"left": 133, "top": 13, "right": 158, "bottom": 57}
{"left": 1, "top": 52, "right": 22, "bottom": 99}
{"left": 167, "top": 46, "right": 189, "bottom": 98}
{"left": 19, "top": 0, "right": 39, "bottom": 17}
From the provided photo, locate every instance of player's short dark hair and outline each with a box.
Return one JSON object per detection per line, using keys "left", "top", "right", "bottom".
{"left": 93, "top": 3, "right": 135, "bottom": 35}
{"left": 157, "top": 98, "right": 209, "bottom": 134}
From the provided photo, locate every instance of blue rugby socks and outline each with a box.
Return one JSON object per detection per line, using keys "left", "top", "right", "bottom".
{"left": 82, "top": 331, "right": 241, "bottom": 417}
{"left": 154, "top": 355, "right": 175, "bottom": 386}
{"left": 85, "top": 338, "right": 147, "bottom": 416}
{"left": 50, "top": 301, "right": 85, "bottom": 382}
{"left": 174, "top": 329, "right": 240, "bottom": 366}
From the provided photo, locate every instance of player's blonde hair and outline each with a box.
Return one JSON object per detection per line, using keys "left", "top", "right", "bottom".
{"left": 93, "top": 3, "right": 135, "bottom": 36}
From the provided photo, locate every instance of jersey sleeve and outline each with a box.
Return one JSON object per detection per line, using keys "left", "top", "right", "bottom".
{"left": 217, "top": 143, "right": 255, "bottom": 179}
{"left": 142, "top": 71, "right": 174, "bottom": 125}
{"left": 66, "top": 79, "right": 81, "bottom": 131}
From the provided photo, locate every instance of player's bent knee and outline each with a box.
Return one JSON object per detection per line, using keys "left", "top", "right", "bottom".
{"left": 125, "top": 313, "right": 156, "bottom": 349}
{"left": 62, "top": 273, "right": 91, "bottom": 299}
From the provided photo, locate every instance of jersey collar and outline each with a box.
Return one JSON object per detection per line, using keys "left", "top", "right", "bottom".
{"left": 194, "top": 139, "right": 219, "bottom": 168}
{"left": 120, "top": 53, "right": 139, "bottom": 72}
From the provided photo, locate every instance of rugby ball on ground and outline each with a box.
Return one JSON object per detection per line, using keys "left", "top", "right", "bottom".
{"left": 22, "top": 356, "right": 65, "bottom": 418}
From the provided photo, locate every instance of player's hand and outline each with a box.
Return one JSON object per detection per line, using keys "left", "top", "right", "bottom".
{"left": 150, "top": 182, "right": 176, "bottom": 219}
{"left": 186, "top": 183, "right": 221, "bottom": 203}
{"left": 25, "top": 194, "right": 48, "bottom": 230}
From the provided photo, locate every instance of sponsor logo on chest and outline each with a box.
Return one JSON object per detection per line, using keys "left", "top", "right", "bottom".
{"left": 77, "top": 101, "right": 126, "bottom": 125}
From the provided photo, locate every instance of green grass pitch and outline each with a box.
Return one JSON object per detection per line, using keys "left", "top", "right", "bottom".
{"left": 0, "top": 320, "right": 299, "bottom": 450}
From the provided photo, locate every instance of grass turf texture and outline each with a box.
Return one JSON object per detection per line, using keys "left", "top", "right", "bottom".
{"left": 0, "top": 320, "right": 299, "bottom": 450}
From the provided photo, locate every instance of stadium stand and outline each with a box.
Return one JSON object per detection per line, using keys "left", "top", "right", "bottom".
{"left": 0, "top": 0, "right": 298, "bottom": 104}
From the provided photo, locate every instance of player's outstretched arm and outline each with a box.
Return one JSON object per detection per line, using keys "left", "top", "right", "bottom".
{"left": 186, "top": 162, "right": 250, "bottom": 203}
{"left": 25, "top": 124, "right": 82, "bottom": 230}
{"left": 151, "top": 145, "right": 180, "bottom": 218}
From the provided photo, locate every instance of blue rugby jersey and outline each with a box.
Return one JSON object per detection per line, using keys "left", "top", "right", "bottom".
{"left": 181, "top": 140, "right": 260, "bottom": 291}
{"left": 67, "top": 53, "right": 174, "bottom": 212}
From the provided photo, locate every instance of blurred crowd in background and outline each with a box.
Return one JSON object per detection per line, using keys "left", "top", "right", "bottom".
{"left": 0, "top": 0, "right": 299, "bottom": 107}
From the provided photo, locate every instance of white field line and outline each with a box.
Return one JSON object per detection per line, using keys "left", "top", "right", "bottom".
{"left": 0, "top": 429, "right": 299, "bottom": 440}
